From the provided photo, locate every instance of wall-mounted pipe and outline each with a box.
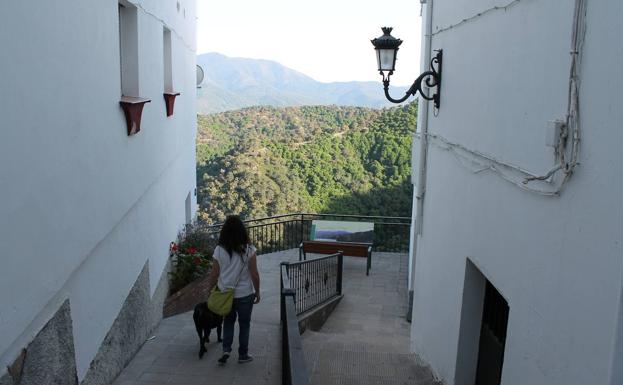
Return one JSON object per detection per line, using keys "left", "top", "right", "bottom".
{"left": 415, "top": 0, "right": 433, "bottom": 237}
{"left": 407, "top": 0, "right": 434, "bottom": 319}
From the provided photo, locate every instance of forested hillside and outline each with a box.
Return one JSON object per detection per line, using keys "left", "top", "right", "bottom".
{"left": 196, "top": 103, "right": 417, "bottom": 224}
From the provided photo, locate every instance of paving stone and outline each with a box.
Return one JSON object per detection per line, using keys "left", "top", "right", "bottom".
{"left": 302, "top": 251, "right": 439, "bottom": 385}
{"left": 110, "top": 380, "right": 134, "bottom": 385}
{"left": 112, "top": 250, "right": 440, "bottom": 385}
{"left": 137, "top": 371, "right": 170, "bottom": 383}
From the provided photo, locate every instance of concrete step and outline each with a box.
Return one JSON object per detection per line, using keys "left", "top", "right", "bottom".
{"left": 301, "top": 330, "right": 441, "bottom": 385}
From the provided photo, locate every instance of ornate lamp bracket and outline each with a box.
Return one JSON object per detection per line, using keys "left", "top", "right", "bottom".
{"left": 383, "top": 50, "right": 442, "bottom": 109}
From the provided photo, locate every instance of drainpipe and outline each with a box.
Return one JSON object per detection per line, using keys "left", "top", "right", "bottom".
{"left": 407, "top": 0, "right": 433, "bottom": 322}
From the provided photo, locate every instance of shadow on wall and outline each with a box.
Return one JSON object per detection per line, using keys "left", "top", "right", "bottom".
{"left": 322, "top": 179, "right": 413, "bottom": 217}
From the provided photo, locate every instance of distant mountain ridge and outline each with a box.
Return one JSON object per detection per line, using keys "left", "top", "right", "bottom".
{"left": 196, "top": 53, "right": 403, "bottom": 114}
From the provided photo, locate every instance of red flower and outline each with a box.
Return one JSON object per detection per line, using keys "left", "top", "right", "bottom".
{"left": 187, "top": 247, "right": 198, "bottom": 254}
{"left": 193, "top": 256, "right": 202, "bottom": 265}
{"left": 169, "top": 242, "right": 178, "bottom": 252}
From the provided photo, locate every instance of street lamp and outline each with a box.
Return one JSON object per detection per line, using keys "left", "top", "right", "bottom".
{"left": 371, "top": 27, "right": 442, "bottom": 109}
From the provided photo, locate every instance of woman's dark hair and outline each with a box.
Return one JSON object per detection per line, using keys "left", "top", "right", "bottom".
{"left": 218, "top": 215, "right": 250, "bottom": 258}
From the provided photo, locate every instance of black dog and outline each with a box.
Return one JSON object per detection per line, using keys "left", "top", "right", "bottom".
{"left": 193, "top": 302, "right": 223, "bottom": 359}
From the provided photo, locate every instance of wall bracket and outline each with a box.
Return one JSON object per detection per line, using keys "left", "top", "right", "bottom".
{"left": 163, "top": 91, "right": 181, "bottom": 117}
{"left": 120, "top": 96, "right": 151, "bottom": 135}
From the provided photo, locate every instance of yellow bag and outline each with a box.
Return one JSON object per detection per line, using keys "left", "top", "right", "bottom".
{"left": 207, "top": 286, "right": 235, "bottom": 316}
{"left": 207, "top": 246, "right": 249, "bottom": 316}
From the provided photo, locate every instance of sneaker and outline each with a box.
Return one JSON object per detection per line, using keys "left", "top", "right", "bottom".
{"left": 218, "top": 352, "right": 230, "bottom": 365}
{"left": 238, "top": 354, "right": 254, "bottom": 363}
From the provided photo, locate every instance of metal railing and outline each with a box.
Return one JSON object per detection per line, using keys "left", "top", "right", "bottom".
{"left": 279, "top": 252, "right": 343, "bottom": 384}
{"left": 200, "top": 213, "right": 411, "bottom": 255}
{"left": 280, "top": 264, "right": 310, "bottom": 385}
{"left": 283, "top": 252, "right": 343, "bottom": 315}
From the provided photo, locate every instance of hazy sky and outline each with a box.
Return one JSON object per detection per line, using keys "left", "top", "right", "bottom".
{"left": 196, "top": 0, "right": 422, "bottom": 86}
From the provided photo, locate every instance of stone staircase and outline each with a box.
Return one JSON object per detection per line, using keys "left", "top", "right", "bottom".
{"left": 110, "top": 249, "right": 440, "bottom": 385}
{"left": 299, "top": 252, "right": 441, "bottom": 385}
{"left": 302, "top": 329, "right": 439, "bottom": 385}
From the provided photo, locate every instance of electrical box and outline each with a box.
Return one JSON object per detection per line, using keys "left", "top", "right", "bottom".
{"left": 546, "top": 119, "right": 565, "bottom": 148}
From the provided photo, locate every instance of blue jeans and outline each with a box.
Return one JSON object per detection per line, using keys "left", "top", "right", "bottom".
{"left": 222, "top": 294, "right": 254, "bottom": 355}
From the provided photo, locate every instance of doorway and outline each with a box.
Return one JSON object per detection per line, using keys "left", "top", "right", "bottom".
{"left": 474, "top": 281, "right": 509, "bottom": 385}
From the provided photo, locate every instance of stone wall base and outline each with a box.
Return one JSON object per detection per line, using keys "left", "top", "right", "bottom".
{"left": 1, "top": 260, "right": 169, "bottom": 385}
{"left": 1, "top": 300, "right": 78, "bottom": 385}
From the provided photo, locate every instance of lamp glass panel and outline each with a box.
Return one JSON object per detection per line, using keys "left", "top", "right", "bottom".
{"left": 379, "top": 48, "right": 396, "bottom": 71}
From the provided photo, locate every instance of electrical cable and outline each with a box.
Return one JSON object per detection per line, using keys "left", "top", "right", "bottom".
{"left": 424, "top": 133, "right": 562, "bottom": 196}
{"left": 431, "top": 0, "right": 525, "bottom": 37}
{"left": 132, "top": 0, "right": 196, "bottom": 53}
{"left": 425, "top": 0, "right": 586, "bottom": 196}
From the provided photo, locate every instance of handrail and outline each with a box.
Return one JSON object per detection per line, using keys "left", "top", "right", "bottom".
{"left": 246, "top": 219, "right": 301, "bottom": 230}
{"left": 281, "top": 264, "right": 292, "bottom": 290}
{"left": 286, "top": 252, "right": 341, "bottom": 267}
{"left": 199, "top": 218, "right": 301, "bottom": 233}
{"left": 280, "top": 264, "right": 310, "bottom": 385}
{"left": 202, "top": 212, "right": 411, "bottom": 228}
{"left": 280, "top": 252, "right": 343, "bottom": 384}
{"left": 365, "top": 221, "right": 412, "bottom": 226}
{"left": 301, "top": 212, "right": 411, "bottom": 221}
{"left": 201, "top": 213, "right": 302, "bottom": 229}
{"left": 197, "top": 212, "right": 411, "bottom": 254}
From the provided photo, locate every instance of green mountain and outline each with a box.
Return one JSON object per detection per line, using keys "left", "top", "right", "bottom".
{"left": 196, "top": 103, "right": 417, "bottom": 223}
{"left": 196, "top": 53, "right": 405, "bottom": 114}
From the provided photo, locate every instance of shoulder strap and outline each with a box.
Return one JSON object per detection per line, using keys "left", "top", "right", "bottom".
{"left": 233, "top": 246, "right": 249, "bottom": 287}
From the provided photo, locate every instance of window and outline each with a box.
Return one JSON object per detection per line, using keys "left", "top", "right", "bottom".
{"left": 118, "top": 1, "right": 149, "bottom": 135}
{"left": 119, "top": 2, "right": 139, "bottom": 97}
{"left": 163, "top": 27, "right": 173, "bottom": 92}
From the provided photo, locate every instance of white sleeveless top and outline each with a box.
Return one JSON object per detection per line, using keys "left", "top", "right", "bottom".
{"left": 213, "top": 244, "right": 256, "bottom": 298}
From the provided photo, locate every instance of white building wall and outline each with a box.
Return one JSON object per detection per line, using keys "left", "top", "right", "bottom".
{"left": 410, "top": 1, "right": 623, "bottom": 384}
{"left": 0, "top": 0, "right": 197, "bottom": 380}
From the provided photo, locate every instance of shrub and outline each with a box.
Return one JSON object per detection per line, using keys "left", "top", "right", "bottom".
{"left": 169, "top": 223, "right": 216, "bottom": 294}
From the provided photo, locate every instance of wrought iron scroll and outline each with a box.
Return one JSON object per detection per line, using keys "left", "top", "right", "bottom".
{"left": 383, "top": 49, "right": 443, "bottom": 109}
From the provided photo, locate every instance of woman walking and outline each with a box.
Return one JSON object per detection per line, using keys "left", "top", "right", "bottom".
{"left": 207, "top": 215, "right": 260, "bottom": 364}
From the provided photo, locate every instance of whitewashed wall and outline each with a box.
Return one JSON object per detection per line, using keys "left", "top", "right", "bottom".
{"left": 410, "top": 1, "right": 623, "bottom": 384}
{"left": 0, "top": 0, "right": 197, "bottom": 380}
